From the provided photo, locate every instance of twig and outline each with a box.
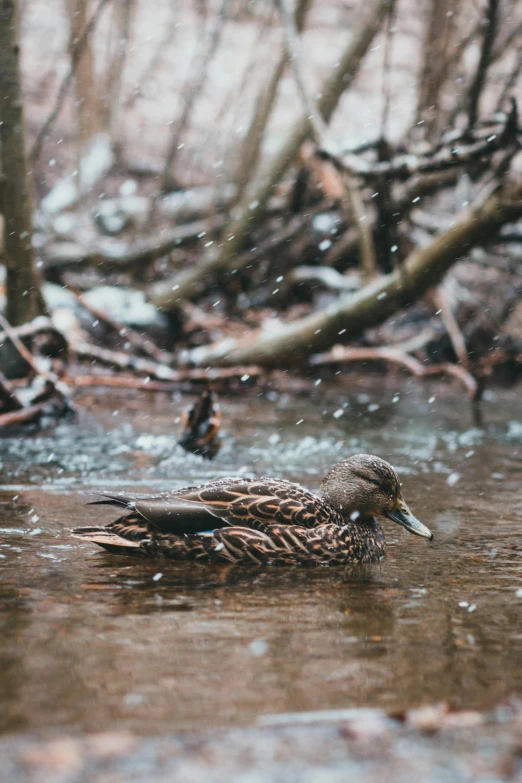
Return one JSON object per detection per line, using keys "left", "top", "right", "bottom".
{"left": 491, "top": 20, "right": 522, "bottom": 66}
{"left": 423, "top": 363, "right": 478, "bottom": 399}
{"left": 276, "top": 0, "right": 327, "bottom": 142}
{"left": 69, "top": 340, "right": 180, "bottom": 381}
{"left": 311, "top": 346, "right": 427, "bottom": 376}
{"left": 0, "top": 314, "right": 70, "bottom": 404}
{"left": 69, "top": 338, "right": 262, "bottom": 386}
{"left": 0, "top": 315, "right": 57, "bottom": 346}
{"left": 29, "top": 0, "right": 112, "bottom": 163}
{"left": 415, "top": 0, "right": 460, "bottom": 140}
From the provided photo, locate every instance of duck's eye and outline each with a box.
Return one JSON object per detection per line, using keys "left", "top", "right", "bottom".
{"left": 367, "top": 478, "right": 382, "bottom": 488}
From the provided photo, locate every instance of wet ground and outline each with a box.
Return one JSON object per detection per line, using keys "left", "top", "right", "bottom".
{"left": 1, "top": 376, "right": 521, "bottom": 778}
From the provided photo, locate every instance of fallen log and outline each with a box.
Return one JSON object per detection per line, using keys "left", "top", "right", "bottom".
{"left": 177, "top": 180, "right": 522, "bottom": 367}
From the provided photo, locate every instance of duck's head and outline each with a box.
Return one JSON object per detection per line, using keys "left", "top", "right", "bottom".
{"left": 320, "top": 454, "right": 433, "bottom": 540}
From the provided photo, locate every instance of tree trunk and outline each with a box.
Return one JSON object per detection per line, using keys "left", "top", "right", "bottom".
{"left": 0, "top": 0, "right": 46, "bottom": 326}
{"left": 415, "top": 0, "right": 461, "bottom": 141}
{"left": 107, "top": 0, "right": 135, "bottom": 156}
{"left": 66, "top": 0, "right": 106, "bottom": 149}
{"left": 233, "top": 0, "right": 312, "bottom": 205}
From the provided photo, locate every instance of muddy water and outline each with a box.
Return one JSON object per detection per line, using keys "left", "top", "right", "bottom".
{"left": 0, "top": 378, "right": 521, "bottom": 736}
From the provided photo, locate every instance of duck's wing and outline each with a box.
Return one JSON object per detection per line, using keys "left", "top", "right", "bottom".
{"left": 88, "top": 477, "right": 331, "bottom": 535}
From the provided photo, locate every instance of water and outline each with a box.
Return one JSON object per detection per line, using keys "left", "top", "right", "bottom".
{"left": 1, "top": 378, "right": 521, "bottom": 736}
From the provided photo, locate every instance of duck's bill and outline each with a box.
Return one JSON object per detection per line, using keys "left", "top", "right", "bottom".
{"left": 386, "top": 502, "right": 433, "bottom": 540}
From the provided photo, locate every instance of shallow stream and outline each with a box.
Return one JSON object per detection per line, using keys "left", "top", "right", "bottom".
{"left": 1, "top": 377, "right": 521, "bottom": 736}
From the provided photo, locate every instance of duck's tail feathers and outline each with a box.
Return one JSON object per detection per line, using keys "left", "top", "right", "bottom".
{"left": 72, "top": 525, "right": 143, "bottom": 554}
{"left": 85, "top": 490, "right": 156, "bottom": 508}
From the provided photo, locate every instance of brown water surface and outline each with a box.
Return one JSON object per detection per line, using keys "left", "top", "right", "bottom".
{"left": 0, "top": 379, "right": 521, "bottom": 736}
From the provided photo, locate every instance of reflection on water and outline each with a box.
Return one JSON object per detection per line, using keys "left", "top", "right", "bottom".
{"left": 0, "top": 378, "right": 521, "bottom": 735}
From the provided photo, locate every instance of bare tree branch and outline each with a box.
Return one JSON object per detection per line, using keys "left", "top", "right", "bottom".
{"left": 466, "top": 0, "right": 499, "bottom": 131}
{"left": 157, "top": 0, "right": 389, "bottom": 309}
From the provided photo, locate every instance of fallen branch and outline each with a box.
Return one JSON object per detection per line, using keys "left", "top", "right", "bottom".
{"left": 0, "top": 315, "right": 57, "bottom": 346}
{"left": 65, "top": 365, "right": 261, "bottom": 388}
{"left": 69, "top": 340, "right": 180, "bottom": 381}
{"left": 310, "top": 346, "right": 478, "bottom": 399}
{"left": 319, "top": 104, "right": 519, "bottom": 181}
{"left": 0, "top": 314, "right": 72, "bottom": 426}
{"left": 311, "top": 346, "right": 426, "bottom": 376}
{"left": 0, "top": 401, "right": 51, "bottom": 428}
{"left": 68, "top": 338, "right": 262, "bottom": 385}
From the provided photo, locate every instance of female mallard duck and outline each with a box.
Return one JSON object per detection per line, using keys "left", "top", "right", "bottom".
{"left": 73, "top": 454, "right": 432, "bottom": 564}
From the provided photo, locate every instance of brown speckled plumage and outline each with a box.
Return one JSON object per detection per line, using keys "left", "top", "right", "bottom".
{"left": 72, "top": 455, "right": 432, "bottom": 565}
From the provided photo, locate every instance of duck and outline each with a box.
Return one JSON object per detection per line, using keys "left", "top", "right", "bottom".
{"left": 178, "top": 388, "right": 221, "bottom": 460}
{"left": 72, "top": 454, "right": 433, "bottom": 565}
